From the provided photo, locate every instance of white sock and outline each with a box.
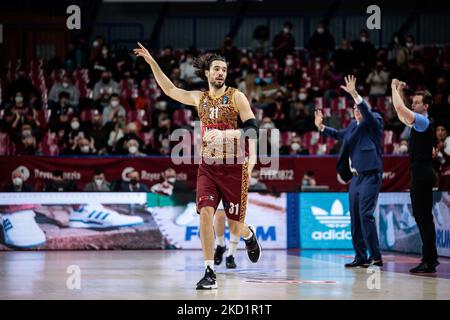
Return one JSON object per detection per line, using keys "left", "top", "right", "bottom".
{"left": 243, "top": 226, "right": 253, "bottom": 240}
{"left": 227, "top": 234, "right": 240, "bottom": 257}
{"left": 217, "top": 235, "right": 225, "bottom": 247}
{"left": 204, "top": 260, "right": 214, "bottom": 270}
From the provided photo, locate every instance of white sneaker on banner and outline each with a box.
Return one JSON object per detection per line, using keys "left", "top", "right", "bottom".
{"left": 175, "top": 202, "right": 197, "bottom": 226}
{"left": 69, "top": 204, "right": 144, "bottom": 229}
{"left": 1, "top": 210, "right": 46, "bottom": 248}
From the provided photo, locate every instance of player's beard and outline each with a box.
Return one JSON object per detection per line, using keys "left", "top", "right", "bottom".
{"left": 210, "top": 79, "right": 225, "bottom": 89}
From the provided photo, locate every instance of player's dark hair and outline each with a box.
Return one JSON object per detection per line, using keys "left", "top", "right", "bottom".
{"left": 414, "top": 90, "right": 433, "bottom": 106}
{"left": 193, "top": 53, "right": 228, "bottom": 81}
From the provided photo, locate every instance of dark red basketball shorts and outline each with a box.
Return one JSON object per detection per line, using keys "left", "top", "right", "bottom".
{"left": 196, "top": 162, "right": 249, "bottom": 223}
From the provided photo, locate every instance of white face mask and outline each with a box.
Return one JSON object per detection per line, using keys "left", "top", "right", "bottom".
{"left": 250, "top": 177, "right": 258, "bottom": 186}
{"left": 298, "top": 93, "right": 307, "bottom": 101}
{"left": 291, "top": 142, "right": 301, "bottom": 151}
{"left": 317, "top": 28, "right": 325, "bottom": 34}
{"left": 167, "top": 177, "right": 176, "bottom": 184}
{"left": 361, "top": 36, "right": 368, "bottom": 43}
{"left": 111, "top": 100, "right": 119, "bottom": 108}
{"left": 22, "top": 130, "right": 32, "bottom": 137}
{"left": 15, "top": 96, "right": 24, "bottom": 104}
{"left": 128, "top": 146, "right": 138, "bottom": 154}
{"left": 102, "top": 49, "right": 108, "bottom": 56}
{"left": 95, "top": 178, "right": 103, "bottom": 186}
{"left": 71, "top": 121, "right": 80, "bottom": 130}
{"left": 285, "top": 58, "right": 294, "bottom": 67}
{"left": 283, "top": 28, "right": 290, "bottom": 34}
{"left": 13, "top": 177, "right": 23, "bottom": 186}
{"left": 80, "top": 146, "right": 90, "bottom": 153}
{"left": 62, "top": 82, "right": 69, "bottom": 88}
{"left": 406, "top": 42, "right": 413, "bottom": 48}
{"left": 399, "top": 145, "right": 408, "bottom": 153}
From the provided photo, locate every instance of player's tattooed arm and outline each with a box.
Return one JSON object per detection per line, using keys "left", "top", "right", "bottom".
{"left": 134, "top": 42, "right": 202, "bottom": 106}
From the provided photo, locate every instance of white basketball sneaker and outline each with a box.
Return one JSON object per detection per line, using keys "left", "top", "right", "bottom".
{"left": 69, "top": 203, "right": 144, "bottom": 229}
{"left": 1, "top": 210, "right": 46, "bottom": 248}
{"left": 175, "top": 202, "right": 197, "bottom": 226}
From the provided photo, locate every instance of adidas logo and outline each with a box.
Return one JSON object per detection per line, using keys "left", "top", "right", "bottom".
{"left": 311, "top": 199, "right": 350, "bottom": 228}
{"left": 2, "top": 218, "right": 13, "bottom": 232}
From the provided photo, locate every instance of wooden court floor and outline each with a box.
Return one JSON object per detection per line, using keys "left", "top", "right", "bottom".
{"left": 0, "top": 249, "right": 449, "bottom": 300}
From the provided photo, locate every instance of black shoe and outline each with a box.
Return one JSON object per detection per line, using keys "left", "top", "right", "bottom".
{"left": 345, "top": 259, "right": 367, "bottom": 268}
{"left": 362, "top": 259, "right": 383, "bottom": 268}
{"left": 226, "top": 255, "right": 237, "bottom": 269}
{"left": 214, "top": 245, "right": 227, "bottom": 265}
{"left": 409, "top": 262, "right": 436, "bottom": 274}
{"left": 244, "top": 225, "right": 261, "bottom": 263}
{"left": 196, "top": 266, "right": 217, "bottom": 290}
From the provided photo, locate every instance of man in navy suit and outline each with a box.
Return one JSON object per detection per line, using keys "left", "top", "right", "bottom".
{"left": 314, "top": 75, "right": 383, "bottom": 268}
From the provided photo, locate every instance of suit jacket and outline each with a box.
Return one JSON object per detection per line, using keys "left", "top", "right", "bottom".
{"left": 321, "top": 99, "right": 383, "bottom": 183}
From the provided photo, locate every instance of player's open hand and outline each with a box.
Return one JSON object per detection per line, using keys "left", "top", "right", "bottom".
{"left": 133, "top": 42, "right": 155, "bottom": 65}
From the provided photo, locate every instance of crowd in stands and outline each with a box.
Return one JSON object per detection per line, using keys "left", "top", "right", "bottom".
{"left": 1, "top": 21, "right": 449, "bottom": 162}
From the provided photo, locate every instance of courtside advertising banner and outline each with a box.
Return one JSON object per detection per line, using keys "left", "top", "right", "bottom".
{"left": 376, "top": 192, "right": 450, "bottom": 257}
{"left": 299, "top": 192, "right": 353, "bottom": 249}
{"left": 0, "top": 192, "right": 287, "bottom": 250}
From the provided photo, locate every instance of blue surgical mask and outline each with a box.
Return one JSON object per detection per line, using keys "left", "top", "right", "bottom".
{"left": 264, "top": 78, "right": 273, "bottom": 84}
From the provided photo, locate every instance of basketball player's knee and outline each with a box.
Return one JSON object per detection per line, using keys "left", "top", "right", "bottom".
{"left": 215, "top": 210, "right": 226, "bottom": 220}
{"left": 200, "top": 207, "right": 215, "bottom": 220}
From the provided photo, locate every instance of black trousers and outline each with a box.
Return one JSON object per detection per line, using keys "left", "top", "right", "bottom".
{"left": 410, "top": 165, "right": 438, "bottom": 264}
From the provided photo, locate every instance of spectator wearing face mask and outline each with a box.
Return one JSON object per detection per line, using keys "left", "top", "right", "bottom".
{"left": 49, "top": 91, "right": 75, "bottom": 130}
{"left": 307, "top": 22, "right": 336, "bottom": 60}
{"left": 17, "top": 136, "right": 40, "bottom": 155}
{"left": 64, "top": 116, "right": 86, "bottom": 151}
{"left": 115, "top": 122, "right": 144, "bottom": 155}
{"left": 404, "top": 35, "right": 422, "bottom": 62}
{"left": 125, "top": 139, "right": 146, "bottom": 156}
{"left": 120, "top": 170, "right": 149, "bottom": 192}
{"left": 302, "top": 170, "right": 317, "bottom": 187}
{"left": 3, "top": 169, "right": 33, "bottom": 192}
{"left": 71, "top": 137, "right": 96, "bottom": 155}
{"left": 280, "top": 136, "right": 310, "bottom": 155}
{"left": 102, "top": 94, "right": 126, "bottom": 125}
{"left": 272, "top": 21, "right": 295, "bottom": 64}
{"left": 93, "top": 70, "right": 120, "bottom": 110}
{"left": 86, "top": 110, "right": 110, "bottom": 154}
{"left": 150, "top": 168, "right": 177, "bottom": 196}
{"left": 395, "top": 139, "right": 409, "bottom": 155}
{"left": 351, "top": 29, "right": 376, "bottom": 76}
{"left": 280, "top": 55, "right": 302, "bottom": 91}
{"left": 83, "top": 168, "right": 111, "bottom": 192}
{"left": 48, "top": 74, "right": 80, "bottom": 110}
{"left": 366, "top": 61, "right": 390, "bottom": 98}
{"left": 248, "top": 171, "right": 268, "bottom": 192}
{"left": 5, "top": 69, "right": 41, "bottom": 110}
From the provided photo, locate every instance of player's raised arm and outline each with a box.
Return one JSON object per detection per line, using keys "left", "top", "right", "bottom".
{"left": 133, "top": 42, "right": 202, "bottom": 106}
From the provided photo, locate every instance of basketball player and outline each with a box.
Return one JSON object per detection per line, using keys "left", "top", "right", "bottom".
{"left": 134, "top": 43, "right": 261, "bottom": 289}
